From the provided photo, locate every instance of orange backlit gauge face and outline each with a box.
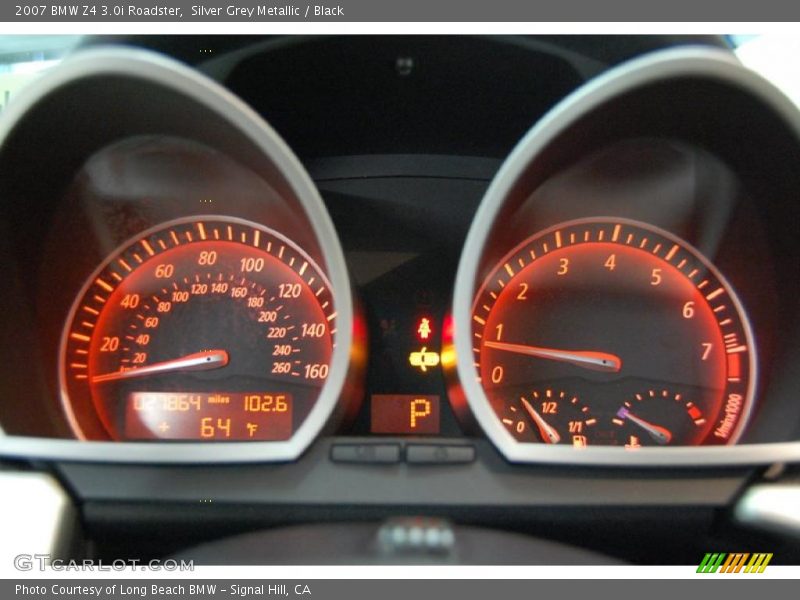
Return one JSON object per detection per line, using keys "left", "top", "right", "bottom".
{"left": 60, "top": 217, "right": 335, "bottom": 441}
{"left": 471, "top": 218, "right": 756, "bottom": 447}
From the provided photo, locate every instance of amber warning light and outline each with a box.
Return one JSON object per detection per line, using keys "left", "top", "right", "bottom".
{"left": 371, "top": 395, "right": 440, "bottom": 434}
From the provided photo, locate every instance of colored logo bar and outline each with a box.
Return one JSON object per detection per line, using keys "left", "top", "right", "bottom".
{"left": 697, "top": 552, "right": 773, "bottom": 573}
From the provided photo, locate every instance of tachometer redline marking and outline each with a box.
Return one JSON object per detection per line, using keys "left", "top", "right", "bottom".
{"left": 728, "top": 354, "right": 742, "bottom": 382}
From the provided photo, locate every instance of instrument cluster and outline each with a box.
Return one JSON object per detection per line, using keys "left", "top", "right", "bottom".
{"left": 1, "top": 37, "right": 800, "bottom": 467}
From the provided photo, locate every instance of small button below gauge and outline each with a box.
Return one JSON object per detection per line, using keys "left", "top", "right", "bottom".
{"left": 406, "top": 444, "right": 476, "bottom": 464}
{"left": 330, "top": 443, "right": 402, "bottom": 464}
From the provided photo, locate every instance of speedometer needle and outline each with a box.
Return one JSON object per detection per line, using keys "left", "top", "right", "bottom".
{"left": 521, "top": 397, "right": 561, "bottom": 444}
{"left": 484, "top": 340, "right": 622, "bottom": 373}
{"left": 91, "top": 349, "right": 229, "bottom": 383}
{"left": 616, "top": 407, "right": 672, "bottom": 445}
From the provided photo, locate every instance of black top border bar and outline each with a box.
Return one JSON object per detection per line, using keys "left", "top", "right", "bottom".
{"left": 3, "top": 0, "right": 799, "bottom": 23}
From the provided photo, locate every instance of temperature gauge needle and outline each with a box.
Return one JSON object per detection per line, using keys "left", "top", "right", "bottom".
{"left": 91, "top": 349, "right": 229, "bottom": 383}
{"left": 484, "top": 340, "right": 622, "bottom": 373}
{"left": 521, "top": 397, "right": 561, "bottom": 444}
{"left": 616, "top": 407, "right": 672, "bottom": 445}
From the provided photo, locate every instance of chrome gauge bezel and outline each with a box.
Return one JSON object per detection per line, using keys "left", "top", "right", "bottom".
{"left": 0, "top": 48, "right": 355, "bottom": 463}
{"left": 452, "top": 47, "right": 800, "bottom": 466}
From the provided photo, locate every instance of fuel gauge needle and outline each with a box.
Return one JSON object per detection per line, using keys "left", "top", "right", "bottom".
{"left": 484, "top": 341, "right": 622, "bottom": 373}
{"left": 91, "top": 349, "right": 229, "bottom": 383}
{"left": 521, "top": 397, "right": 561, "bottom": 444}
{"left": 616, "top": 407, "right": 672, "bottom": 445}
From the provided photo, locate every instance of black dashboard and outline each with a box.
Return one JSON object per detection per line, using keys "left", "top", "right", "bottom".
{"left": 1, "top": 35, "right": 800, "bottom": 565}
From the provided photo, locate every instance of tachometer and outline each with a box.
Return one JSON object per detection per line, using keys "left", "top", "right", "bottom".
{"left": 470, "top": 218, "right": 756, "bottom": 447}
{"left": 60, "top": 216, "right": 336, "bottom": 441}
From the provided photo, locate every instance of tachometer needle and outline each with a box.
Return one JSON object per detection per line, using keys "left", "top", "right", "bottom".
{"left": 520, "top": 397, "right": 561, "bottom": 444}
{"left": 484, "top": 340, "right": 622, "bottom": 373}
{"left": 91, "top": 349, "right": 229, "bottom": 383}
{"left": 616, "top": 407, "right": 672, "bottom": 445}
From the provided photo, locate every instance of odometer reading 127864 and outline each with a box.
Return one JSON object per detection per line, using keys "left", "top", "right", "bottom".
{"left": 472, "top": 218, "right": 756, "bottom": 447}
{"left": 60, "top": 217, "right": 336, "bottom": 441}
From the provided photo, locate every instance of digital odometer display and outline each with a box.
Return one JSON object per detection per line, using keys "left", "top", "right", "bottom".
{"left": 60, "top": 216, "right": 335, "bottom": 441}
{"left": 125, "top": 392, "right": 293, "bottom": 440}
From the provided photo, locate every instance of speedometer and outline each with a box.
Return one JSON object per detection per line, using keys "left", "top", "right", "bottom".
{"left": 60, "top": 216, "right": 336, "bottom": 441}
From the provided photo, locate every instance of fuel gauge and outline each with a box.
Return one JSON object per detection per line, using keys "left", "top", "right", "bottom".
{"left": 500, "top": 389, "right": 598, "bottom": 447}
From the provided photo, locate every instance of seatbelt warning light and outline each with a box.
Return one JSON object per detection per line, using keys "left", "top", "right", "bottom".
{"left": 417, "top": 317, "right": 433, "bottom": 341}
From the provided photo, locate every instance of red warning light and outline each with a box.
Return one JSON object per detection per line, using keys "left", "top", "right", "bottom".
{"left": 417, "top": 317, "right": 433, "bottom": 341}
